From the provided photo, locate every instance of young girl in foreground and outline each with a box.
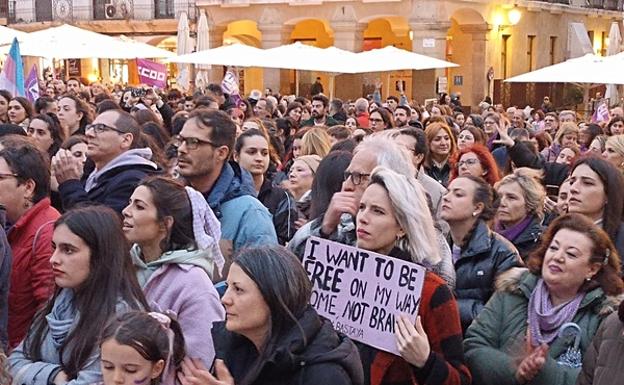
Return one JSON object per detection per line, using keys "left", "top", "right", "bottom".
{"left": 100, "top": 311, "right": 186, "bottom": 385}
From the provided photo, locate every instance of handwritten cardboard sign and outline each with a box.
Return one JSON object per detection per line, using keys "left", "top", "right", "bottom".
{"left": 302, "top": 236, "right": 426, "bottom": 355}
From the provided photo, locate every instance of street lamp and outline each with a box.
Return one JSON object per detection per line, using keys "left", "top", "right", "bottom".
{"left": 508, "top": 7, "right": 522, "bottom": 26}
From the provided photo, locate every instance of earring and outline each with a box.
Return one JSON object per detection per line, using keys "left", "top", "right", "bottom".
{"left": 472, "top": 212, "right": 478, "bottom": 217}
{"left": 585, "top": 276, "right": 592, "bottom": 282}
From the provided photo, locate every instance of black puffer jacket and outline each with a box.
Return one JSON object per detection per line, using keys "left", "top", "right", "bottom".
{"left": 454, "top": 220, "right": 522, "bottom": 331}
{"left": 257, "top": 178, "right": 297, "bottom": 245}
{"left": 212, "top": 306, "right": 364, "bottom": 385}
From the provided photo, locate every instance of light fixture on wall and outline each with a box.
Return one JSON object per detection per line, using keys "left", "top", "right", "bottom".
{"left": 507, "top": 6, "right": 522, "bottom": 26}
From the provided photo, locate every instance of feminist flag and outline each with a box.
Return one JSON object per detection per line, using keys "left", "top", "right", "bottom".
{"left": 0, "top": 38, "right": 25, "bottom": 96}
{"left": 25, "top": 65, "right": 40, "bottom": 103}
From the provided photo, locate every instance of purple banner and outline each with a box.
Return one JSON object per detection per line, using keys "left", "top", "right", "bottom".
{"left": 25, "top": 64, "right": 39, "bottom": 103}
{"left": 303, "top": 237, "right": 425, "bottom": 355}
{"left": 137, "top": 59, "right": 167, "bottom": 89}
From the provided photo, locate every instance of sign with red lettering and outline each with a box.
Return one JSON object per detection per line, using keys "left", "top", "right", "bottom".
{"left": 302, "top": 237, "right": 425, "bottom": 355}
{"left": 136, "top": 59, "right": 167, "bottom": 88}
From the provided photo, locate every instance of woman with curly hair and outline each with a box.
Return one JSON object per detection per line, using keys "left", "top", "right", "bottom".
{"left": 450, "top": 143, "right": 501, "bottom": 187}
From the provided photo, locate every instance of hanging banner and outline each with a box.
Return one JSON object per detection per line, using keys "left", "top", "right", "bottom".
{"left": 302, "top": 237, "right": 426, "bottom": 356}
{"left": 136, "top": 59, "right": 167, "bottom": 89}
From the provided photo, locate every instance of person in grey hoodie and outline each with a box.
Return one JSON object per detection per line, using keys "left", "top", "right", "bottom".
{"left": 9, "top": 206, "right": 147, "bottom": 385}
{"left": 122, "top": 176, "right": 225, "bottom": 369}
{"left": 52, "top": 109, "right": 158, "bottom": 214}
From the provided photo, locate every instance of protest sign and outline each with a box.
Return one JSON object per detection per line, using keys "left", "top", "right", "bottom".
{"left": 137, "top": 59, "right": 167, "bottom": 88}
{"left": 302, "top": 236, "right": 426, "bottom": 355}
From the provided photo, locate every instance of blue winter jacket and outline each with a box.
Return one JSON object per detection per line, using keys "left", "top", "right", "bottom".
{"left": 203, "top": 162, "right": 277, "bottom": 257}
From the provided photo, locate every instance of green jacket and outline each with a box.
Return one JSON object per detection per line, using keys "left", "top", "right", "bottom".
{"left": 464, "top": 268, "right": 621, "bottom": 385}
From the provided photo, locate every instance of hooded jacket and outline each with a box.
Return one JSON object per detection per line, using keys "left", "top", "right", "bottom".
{"left": 7, "top": 198, "right": 59, "bottom": 349}
{"left": 202, "top": 162, "right": 277, "bottom": 259}
{"left": 454, "top": 220, "right": 522, "bottom": 331}
{"left": 576, "top": 301, "right": 624, "bottom": 385}
{"left": 465, "top": 268, "right": 622, "bottom": 385}
{"left": 212, "top": 306, "right": 364, "bottom": 385}
{"left": 58, "top": 148, "right": 158, "bottom": 214}
{"left": 131, "top": 245, "right": 225, "bottom": 369}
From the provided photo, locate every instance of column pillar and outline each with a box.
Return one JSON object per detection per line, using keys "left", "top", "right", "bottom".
{"left": 330, "top": 21, "right": 365, "bottom": 100}
{"left": 460, "top": 24, "right": 489, "bottom": 108}
{"left": 258, "top": 24, "right": 293, "bottom": 94}
{"left": 207, "top": 25, "right": 226, "bottom": 85}
{"left": 409, "top": 20, "right": 451, "bottom": 103}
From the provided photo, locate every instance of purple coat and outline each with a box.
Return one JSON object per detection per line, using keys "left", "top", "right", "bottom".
{"left": 143, "top": 263, "right": 225, "bottom": 369}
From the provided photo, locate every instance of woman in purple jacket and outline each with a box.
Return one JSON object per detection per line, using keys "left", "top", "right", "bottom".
{"left": 122, "top": 176, "right": 225, "bottom": 369}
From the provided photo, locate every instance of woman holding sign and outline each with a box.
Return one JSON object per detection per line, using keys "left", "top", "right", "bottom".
{"left": 177, "top": 245, "right": 364, "bottom": 385}
{"left": 464, "top": 214, "right": 624, "bottom": 385}
{"left": 355, "top": 166, "right": 471, "bottom": 385}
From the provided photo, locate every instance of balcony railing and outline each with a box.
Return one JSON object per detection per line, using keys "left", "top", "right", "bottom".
{"left": 535, "top": 0, "right": 623, "bottom": 10}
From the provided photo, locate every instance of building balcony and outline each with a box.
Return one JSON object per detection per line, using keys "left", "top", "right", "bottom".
{"left": 534, "top": 0, "right": 623, "bottom": 10}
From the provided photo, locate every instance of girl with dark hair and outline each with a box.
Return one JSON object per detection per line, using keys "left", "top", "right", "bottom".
{"left": 440, "top": 175, "right": 521, "bottom": 331}
{"left": 0, "top": 90, "right": 11, "bottom": 124}
{"left": 122, "top": 177, "right": 225, "bottom": 369}
{"left": 8, "top": 96, "right": 33, "bottom": 130}
{"left": 606, "top": 116, "right": 624, "bottom": 136}
{"left": 27, "top": 114, "right": 64, "bottom": 159}
{"left": 100, "top": 311, "right": 186, "bottom": 385}
{"left": 9, "top": 206, "right": 148, "bottom": 384}
{"left": 465, "top": 214, "right": 624, "bottom": 385}
{"left": 457, "top": 125, "right": 487, "bottom": 150}
{"left": 568, "top": 156, "right": 624, "bottom": 264}
{"left": 579, "top": 123, "right": 602, "bottom": 151}
{"left": 368, "top": 108, "right": 394, "bottom": 132}
{"left": 57, "top": 94, "right": 93, "bottom": 137}
{"left": 234, "top": 129, "right": 297, "bottom": 245}
{"left": 285, "top": 101, "right": 303, "bottom": 127}
{"left": 179, "top": 245, "right": 364, "bottom": 385}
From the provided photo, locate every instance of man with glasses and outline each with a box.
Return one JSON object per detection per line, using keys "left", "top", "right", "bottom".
{"left": 52, "top": 109, "right": 158, "bottom": 213}
{"left": 176, "top": 109, "right": 276, "bottom": 266}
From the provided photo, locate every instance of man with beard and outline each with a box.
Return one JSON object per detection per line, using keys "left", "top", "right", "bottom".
{"left": 393, "top": 105, "right": 412, "bottom": 128}
{"left": 300, "top": 94, "right": 339, "bottom": 127}
{"left": 176, "top": 109, "right": 277, "bottom": 264}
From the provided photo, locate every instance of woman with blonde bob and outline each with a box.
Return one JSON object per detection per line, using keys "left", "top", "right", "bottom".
{"left": 494, "top": 168, "right": 546, "bottom": 262}
{"left": 354, "top": 166, "right": 469, "bottom": 385}
{"left": 541, "top": 122, "right": 580, "bottom": 162}
{"left": 300, "top": 126, "right": 332, "bottom": 158}
{"left": 602, "top": 134, "right": 624, "bottom": 172}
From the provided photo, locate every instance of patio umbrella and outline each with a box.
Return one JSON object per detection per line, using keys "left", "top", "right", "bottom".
{"left": 351, "top": 45, "right": 458, "bottom": 72}
{"left": 195, "top": 10, "right": 210, "bottom": 91}
{"left": 504, "top": 54, "right": 624, "bottom": 84}
{"left": 605, "top": 22, "right": 622, "bottom": 105}
{"left": 167, "top": 43, "right": 265, "bottom": 67}
{"left": 0, "top": 24, "right": 174, "bottom": 59}
{"left": 176, "top": 11, "right": 191, "bottom": 90}
{"left": 0, "top": 26, "right": 28, "bottom": 46}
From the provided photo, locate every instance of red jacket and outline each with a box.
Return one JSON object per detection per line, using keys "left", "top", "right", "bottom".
{"left": 7, "top": 198, "right": 59, "bottom": 349}
{"left": 356, "top": 112, "right": 370, "bottom": 129}
{"left": 359, "top": 270, "right": 472, "bottom": 385}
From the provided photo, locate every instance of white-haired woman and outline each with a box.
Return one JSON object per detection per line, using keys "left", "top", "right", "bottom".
{"left": 355, "top": 166, "right": 470, "bottom": 385}
{"left": 602, "top": 134, "right": 624, "bottom": 173}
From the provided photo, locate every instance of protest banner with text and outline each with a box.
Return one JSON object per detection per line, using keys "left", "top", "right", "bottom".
{"left": 302, "top": 236, "right": 426, "bottom": 355}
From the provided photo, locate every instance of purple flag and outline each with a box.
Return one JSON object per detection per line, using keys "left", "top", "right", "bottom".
{"left": 136, "top": 59, "right": 167, "bottom": 89}
{"left": 25, "top": 64, "right": 39, "bottom": 103}
{"left": 592, "top": 100, "right": 610, "bottom": 124}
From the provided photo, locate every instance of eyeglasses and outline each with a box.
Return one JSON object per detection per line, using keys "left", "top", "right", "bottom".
{"left": 344, "top": 171, "right": 371, "bottom": 185}
{"left": 172, "top": 135, "right": 218, "bottom": 150}
{"left": 85, "top": 123, "right": 125, "bottom": 135}
{"left": 457, "top": 158, "right": 480, "bottom": 168}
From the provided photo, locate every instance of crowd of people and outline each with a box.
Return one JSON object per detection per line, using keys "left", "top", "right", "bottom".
{"left": 0, "top": 76, "right": 623, "bottom": 385}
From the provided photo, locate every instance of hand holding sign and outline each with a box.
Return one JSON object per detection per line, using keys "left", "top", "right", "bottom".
{"left": 395, "top": 315, "right": 430, "bottom": 368}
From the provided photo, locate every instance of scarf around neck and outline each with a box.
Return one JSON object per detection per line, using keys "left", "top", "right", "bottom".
{"left": 495, "top": 215, "right": 533, "bottom": 243}
{"left": 527, "top": 278, "right": 584, "bottom": 346}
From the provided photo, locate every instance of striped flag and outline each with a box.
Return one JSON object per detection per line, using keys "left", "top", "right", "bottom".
{"left": 0, "top": 38, "right": 25, "bottom": 96}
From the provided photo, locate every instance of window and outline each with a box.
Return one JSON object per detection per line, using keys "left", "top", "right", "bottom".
{"left": 155, "top": 0, "right": 174, "bottom": 19}
{"left": 550, "top": 36, "right": 557, "bottom": 65}
{"left": 527, "top": 35, "right": 536, "bottom": 71}
{"left": 501, "top": 34, "right": 510, "bottom": 79}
